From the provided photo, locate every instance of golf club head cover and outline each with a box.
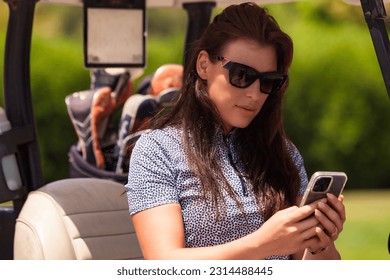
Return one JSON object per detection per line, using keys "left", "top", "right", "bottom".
{"left": 66, "top": 77, "right": 133, "bottom": 169}
{"left": 113, "top": 94, "right": 158, "bottom": 174}
{"left": 65, "top": 88, "right": 109, "bottom": 167}
{"left": 155, "top": 87, "right": 180, "bottom": 108}
{"left": 90, "top": 78, "right": 133, "bottom": 169}
{"left": 149, "top": 64, "right": 183, "bottom": 97}
{"left": 90, "top": 69, "right": 121, "bottom": 90}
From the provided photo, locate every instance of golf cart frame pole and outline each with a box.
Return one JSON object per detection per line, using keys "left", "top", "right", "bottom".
{"left": 0, "top": 0, "right": 42, "bottom": 260}
{"left": 360, "top": 0, "right": 390, "bottom": 99}
{"left": 2, "top": 0, "right": 43, "bottom": 197}
{"left": 182, "top": 2, "right": 216, "bottom": 69}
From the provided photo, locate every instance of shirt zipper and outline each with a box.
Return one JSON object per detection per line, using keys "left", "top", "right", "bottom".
{"left": 224, "top": 134, "right": 248, "bottom": 197}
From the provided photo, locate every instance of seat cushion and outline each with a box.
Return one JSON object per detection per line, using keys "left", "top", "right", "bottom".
{"left": 14, "top": 178, "right": 142, "bottom": 260}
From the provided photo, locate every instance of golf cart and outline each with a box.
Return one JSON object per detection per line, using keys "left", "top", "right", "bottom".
{"left": 0, "top": 0, "right": 389, "bottom": 260}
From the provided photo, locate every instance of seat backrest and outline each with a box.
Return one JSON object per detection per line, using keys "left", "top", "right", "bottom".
{"left": 14, "top": 178, "right": 142, "bottom": 260}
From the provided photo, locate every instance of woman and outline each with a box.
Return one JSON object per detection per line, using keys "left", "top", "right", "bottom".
{"left": 125, "top": 2, "right": 346, "bottom": 260}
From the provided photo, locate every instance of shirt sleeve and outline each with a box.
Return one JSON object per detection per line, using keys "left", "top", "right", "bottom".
{"left": 125, "top": 130, "right": 179, "bottom": 215}
{"left": 287, "top": 141, "right": 308, "bottom": 196}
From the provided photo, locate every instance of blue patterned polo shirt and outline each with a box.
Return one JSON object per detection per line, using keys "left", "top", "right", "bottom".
{"left": 125, "top": 126, "right": 308, "bottom": 260}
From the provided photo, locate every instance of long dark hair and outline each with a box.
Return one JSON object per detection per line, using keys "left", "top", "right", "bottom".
{"left": 153, "top": 2, "right": 300, "bottom": 220}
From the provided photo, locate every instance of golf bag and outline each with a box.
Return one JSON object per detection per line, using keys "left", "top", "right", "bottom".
{"left": 66, "top": 65, "right": 182, "bottom": 183}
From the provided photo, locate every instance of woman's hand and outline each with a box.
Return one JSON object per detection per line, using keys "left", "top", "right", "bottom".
{"left": 313, "top": 194, "right": 346, "bottom": 242}
{"left": 255, "top": 199, "right": 328, "bottom": 257}
{"left": 303, "top": 194, "right": 346, "bottom": 259}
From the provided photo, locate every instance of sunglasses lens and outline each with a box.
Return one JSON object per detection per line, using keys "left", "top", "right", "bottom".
{"left": 260, "top": 74, "right": 286, "bottom": 94}
{"left": 229, "top": 64, "right": 257, "bottom": 88}
{"left": 224, "top": 60, "right": 286, "bottom": 94}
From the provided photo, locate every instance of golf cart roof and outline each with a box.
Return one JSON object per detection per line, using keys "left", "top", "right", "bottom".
{"left": 39, "top": 0, "right": 300, "bottom": 7}
{"left": 39, "top": 0, "right": 385, "bottom": 6}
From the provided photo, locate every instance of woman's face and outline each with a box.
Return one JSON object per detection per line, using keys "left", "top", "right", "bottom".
{"left": 197, "top": 39, "right": 278, "bottom": 134}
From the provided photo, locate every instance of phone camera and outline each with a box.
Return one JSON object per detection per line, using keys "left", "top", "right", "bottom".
{"left": 313, "top": 177, "right": 331, "bottom": 192}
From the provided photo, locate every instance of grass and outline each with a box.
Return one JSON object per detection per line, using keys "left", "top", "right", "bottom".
{"left": 335, "top": 189, "right": 390, "bottom": 260}
{"left": 1, "top": 189, "right": 389, "bottom": 260}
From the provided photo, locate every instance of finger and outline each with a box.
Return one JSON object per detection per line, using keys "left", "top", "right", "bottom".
{"left": 324, "top": 194, "right": 346, "bottom": 225}
{"left": 291, "top": 198, "right": 327, "bottom": 222}
{"left": 304, "top": 227, "right": 332, "bottom": 255}
{"left": 301, "top": 235, "right": 321, "bottom": 251}
{"left": 327, "top": 193, "right": 346, "bottom": 222}
{"left": 297, "top": 215, "right": 319, "bottom": 232}
{"left": 317, "top": 202, "right": 342, "bottom": 238}
{"left": 315, "top": 225, "right": 332, "bottom": 247}
{"left": 300, "top": 223, "right": 319, "bottom": 241}
{"left": 314, "top": 208, "right": 338, "bottom": 240}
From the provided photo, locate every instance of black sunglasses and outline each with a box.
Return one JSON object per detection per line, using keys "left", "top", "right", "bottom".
{"left": 216, "top": 56, "right": 287, "bottom": 95}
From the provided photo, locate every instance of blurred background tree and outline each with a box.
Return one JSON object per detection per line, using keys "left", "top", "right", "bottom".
{"left": 0, "top": 0, "right": 389, "bottom": 188}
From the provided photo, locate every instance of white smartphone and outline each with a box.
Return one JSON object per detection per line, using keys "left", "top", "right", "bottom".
{"left": 300, "top": 171, "right": 348, "bottom": 207}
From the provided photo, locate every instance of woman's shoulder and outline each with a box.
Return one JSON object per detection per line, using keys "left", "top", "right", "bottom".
{"left": 140, "top": 126, "right": 181, "bottom": 142}
{"left": 134, "top": 126, "right": 183, "bottom": 153}
{"left": 285, "top": 138, "right": 304, "bottom": 163}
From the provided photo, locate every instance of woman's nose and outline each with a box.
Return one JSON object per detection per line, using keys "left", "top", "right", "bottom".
{"left": 245, "top": 79, "right": 264, "bottom": 100}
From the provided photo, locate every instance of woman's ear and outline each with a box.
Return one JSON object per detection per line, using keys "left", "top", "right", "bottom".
{"left": 196, "top": 50, "right": 209, "bottom": 80}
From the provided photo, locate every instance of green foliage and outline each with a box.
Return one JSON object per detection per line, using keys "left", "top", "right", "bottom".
{"left": 33, "top": 5, "right": 83, "bottom": 40}
{"left": 272, "top": 6, "right": 390, "bottom": 188}
{"left": 29, "top": 36, "right": 90, "bottom": 183}
{"left": 142, "top": 34, "right": 184, "bottom": 81}
{"left": 147, "top": 8, "right": 187, "bottom": 37}
{"left": 0, "top": 1, "right": 389, "bottom": 187}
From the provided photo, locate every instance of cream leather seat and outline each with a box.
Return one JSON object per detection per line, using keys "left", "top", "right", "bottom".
{"left": 14, "top": 178, "right": 142, "bottom": 260}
